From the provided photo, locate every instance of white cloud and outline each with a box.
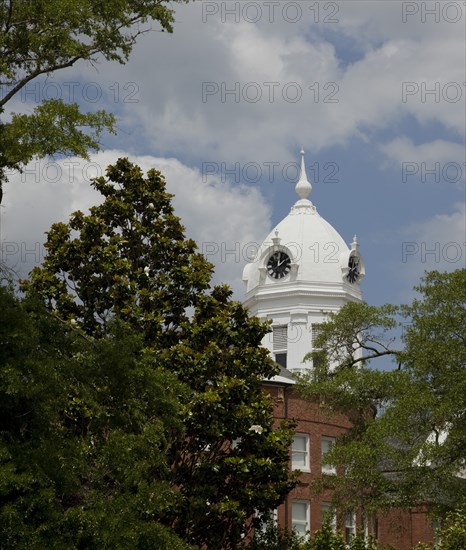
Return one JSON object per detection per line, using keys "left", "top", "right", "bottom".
{"left": 380, "top": 137, "right": 466, "bottom": 166}
{"left": 396, "top": 202, "right": 466, "bottom": 301}
{"left": 14, "top": 1, "right": 461, "bottom": 172}
{"left": 379, "top": 137, "right": 466, "bottom": 187}
{"left": 64, "top": 1, "right": 462, "bottom": 165}
{"left": 1, "top": 152, "right": 271, "bottom": 297}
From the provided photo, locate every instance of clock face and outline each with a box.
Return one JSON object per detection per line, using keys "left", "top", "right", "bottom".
{"left": 346, "top": 255, "right": 360, "bottom": 283}
{"left": 267, "top": 251, "right": 291, "bottom": 279}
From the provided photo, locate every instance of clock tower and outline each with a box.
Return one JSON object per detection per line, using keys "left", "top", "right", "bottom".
{"left": 242, "top": 149, "right": 365, "bottom": 374}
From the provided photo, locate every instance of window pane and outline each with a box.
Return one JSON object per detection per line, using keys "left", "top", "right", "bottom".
{"left": 321, "top": 438, "right": 333, "bottom": 454}
{"left": 292, "top": 502, "right": 307, "bottom": 522}
{"left": 294, "top": 523, "right": 307, "bottom": 536}
{"left": 292, "top": 452, "right": 306, "bottom": 468}
{"left": 322, "top": 503, "right": 337, "bottom": 531}
{"left": 321, "top": 437, "right": 336, "bottom": 473}
{"left": 292, "top": 501, "right": 310, "bottom": 540}
{"left": 293, "top": 436, "right": 306, "bottom": 451}
{"left": 292, "top": 435, "right": 309, "bottom": 470}
{"left": 311, "top": 324, "right": 323, "bottom": 348}
{"left": 275, "top": 353, "right": 287, "bottom": 368}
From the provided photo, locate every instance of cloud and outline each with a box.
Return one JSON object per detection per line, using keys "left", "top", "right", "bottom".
{"left": 61, "top": 0, "right": 462, "bottom": 167}
{"left": 1, "top": 152, "right": 271, "bottom": 297}
{"left": 380, "top": 137, "right": 466, "bottom": 166}
{"left": 396, "top": 202, "right": 466, "bottom": 301}
{"left": 12, "top": 2, "right": 461, "bottom": 167}
{"left": 379, "top": 137, "right": 466, "bottom": 186}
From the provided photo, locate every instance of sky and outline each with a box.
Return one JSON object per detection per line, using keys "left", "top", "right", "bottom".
{"left": 1, "top": 0, "right": 465, "bottom": 307}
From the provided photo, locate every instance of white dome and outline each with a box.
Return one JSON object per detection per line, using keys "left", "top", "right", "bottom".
{"left": 243, "top": 197, "right": 355, "bottom": 293}
{"left": 242, "top": 151, "right": 364, "bottom": 299}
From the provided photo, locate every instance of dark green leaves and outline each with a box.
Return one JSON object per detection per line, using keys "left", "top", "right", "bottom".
{"left": 0, "top": 287, "right": 192, "bottom": 548}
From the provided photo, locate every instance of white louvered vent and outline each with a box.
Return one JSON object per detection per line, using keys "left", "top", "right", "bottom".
{"left": 273, "top": 325, "right": 288, "bottom": 351}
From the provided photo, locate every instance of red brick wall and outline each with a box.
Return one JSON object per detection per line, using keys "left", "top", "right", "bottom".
{"left": 265, "top": 383, "right": 354, "bottom": 533}
{"left": 264, "top": 382, "right": 436, "bottom": 548}
{"left": 377, "top": 508, "right": 436, "bottom": 550}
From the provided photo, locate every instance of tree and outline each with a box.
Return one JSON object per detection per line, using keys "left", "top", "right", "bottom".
{"left": 0, "top": 285, "right": 193, "bottom": 549}
{"left": 250, "top": 519, "right": 379, "bottom": 550}
{"left": 22, "top": 158, "right": 296, "bottom": 548}
{"left": 429, "top": 500, "right": 466, "bottom": 550}
{"left": 23, "top": 157, "right": 212, "bottom": 342}
{"left": 0, "top": 0, "right": 188, "bottom": 203}
{"left": 298, "top": 270, "right": 466, "bottom": 519}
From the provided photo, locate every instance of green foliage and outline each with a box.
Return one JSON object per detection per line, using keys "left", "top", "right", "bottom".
{"left": 298, "top": 270, "right": 466, "bottom": 518}
{"left": 0, "top": 286, "right": 193, "bottom": 549}
{"left": 0, "top": 0, "right": 188, "bottom": 200}
{"left": 0, "top": 100, "right": 116, "bottom": 174}
{"left": 303, "top": 301, "right": 399, "bottom": 373}
{"left": 251, "top": 519, "right": 383, "bottom": 550}
{"left": 23, "top": 157, "right": 212, "bottom": 341}
{"left": 162, "top": 285, "right": 296, "bottom": 548}
{"left": 310, "top": 521, "right": 347, "bottom": 550}
{"left": 21, "top": 159, "right": 296, "bottom": 549}
{"left": 434, "top": 501, "right": 466, "bottom": 550}
{"left": 412, "top": 500, "right": 466, "bottom": 550}
{"left": 249, "top": 521, "right": 304, "bottom": 550}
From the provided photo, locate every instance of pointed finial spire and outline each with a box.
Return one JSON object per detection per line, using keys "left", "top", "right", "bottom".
{"left": 295, "top": 148, "right": 312, "bottom": 200}
{"left": 351, "top": 235, "right": 359, "bottom": 250}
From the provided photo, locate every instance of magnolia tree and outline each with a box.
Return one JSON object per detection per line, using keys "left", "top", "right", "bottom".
{"left": 22, "top": 158, "right": 296, "bottom": 548}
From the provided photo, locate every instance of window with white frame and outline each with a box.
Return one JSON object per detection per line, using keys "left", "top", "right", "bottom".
{"left": 321, "top": 436, "right": 336, "bottom": 474}
{"left": 292, "top": 434, "right": 310, "bottom": 471}
{"left": 292, "top": 501, "right": 310, "bottom": 539}
{"left": 321, "top": 502, "right": 337, "bottom": 532}
{"left": 273, "top": 325, "right": 287, "bottom": 369}
{"left": 345, "top": 510, "right": 356, "bottom": 543}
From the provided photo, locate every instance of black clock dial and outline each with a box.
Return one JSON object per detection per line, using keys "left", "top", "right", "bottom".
{"left": 267, "top": 251, "right": 291, "bottom": 279}
{"left": 346, "top": 255, "right": 360, "bottom": 283}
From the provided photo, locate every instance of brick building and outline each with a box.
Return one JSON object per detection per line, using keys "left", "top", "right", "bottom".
{"left": 263, "top": 376, "right": 436, "bottom": 548}
{"left": 242, "top": 151, "right": 436, "bottom": 548}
